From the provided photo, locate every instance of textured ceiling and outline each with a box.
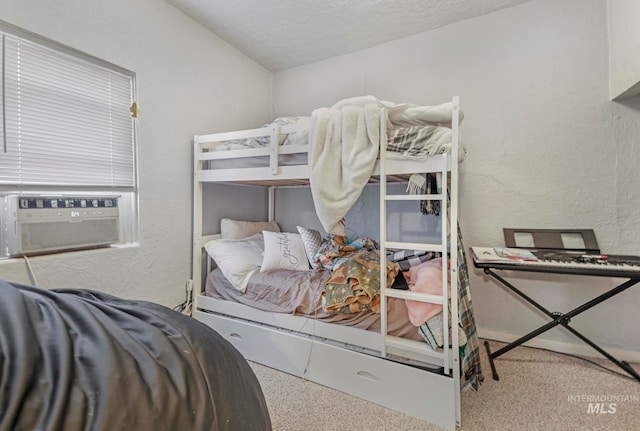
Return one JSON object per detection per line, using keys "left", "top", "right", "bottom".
{"left": 166, "top": 0, "right": 531, "bottom": 71}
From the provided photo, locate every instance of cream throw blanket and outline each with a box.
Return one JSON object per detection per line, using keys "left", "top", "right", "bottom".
{"left": 308, "top": 96, "right": 462, "bottom": 235}
{"left": 309, "top": 103, "right": 381, "bottom": 235}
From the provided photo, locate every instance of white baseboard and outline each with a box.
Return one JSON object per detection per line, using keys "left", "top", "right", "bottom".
{"left": 478, "top": 328, "right": 640, "bottom": 363}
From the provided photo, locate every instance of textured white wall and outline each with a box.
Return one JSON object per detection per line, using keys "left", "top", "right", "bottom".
{"left": 0, "top": 0, "right": 272, "bottom": 307}
{"left": 273, "top": 0, "right": 640, "bottom": 358}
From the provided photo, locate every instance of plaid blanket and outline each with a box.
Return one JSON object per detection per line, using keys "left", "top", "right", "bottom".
{"left": 456, "top": 228, "right": 483, "bottom": 391}
{"left": 386, "top": 125, "right": 453, "bottom": 159}
{"left": 386, "top": 249, "right": 441, "bottom": 271}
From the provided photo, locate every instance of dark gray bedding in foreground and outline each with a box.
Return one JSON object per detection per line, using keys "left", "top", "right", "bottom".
{"left": 0, "top": 279, "right": 271, "bottom": 431}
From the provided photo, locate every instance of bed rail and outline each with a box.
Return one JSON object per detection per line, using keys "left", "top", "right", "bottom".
{"left": 193, "top": 114, "right": 453, "bottom": 186}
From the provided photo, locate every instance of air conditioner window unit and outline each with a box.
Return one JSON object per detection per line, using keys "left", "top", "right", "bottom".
{"left": 1, "top": 195, "right": 120, "bottom": 257}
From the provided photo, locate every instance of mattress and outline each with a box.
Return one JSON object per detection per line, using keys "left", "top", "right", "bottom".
{"left": 205, "top": 267, "right": 423, "bottom": 342}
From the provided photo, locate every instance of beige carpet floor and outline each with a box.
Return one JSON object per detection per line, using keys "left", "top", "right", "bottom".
{"left": 250, "top": 340, "right": 640, "bottom": 431}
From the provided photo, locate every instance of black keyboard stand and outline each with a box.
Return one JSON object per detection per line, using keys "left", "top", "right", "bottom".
{"left": 474, "top": 262, "right": 640, "bottom": 384}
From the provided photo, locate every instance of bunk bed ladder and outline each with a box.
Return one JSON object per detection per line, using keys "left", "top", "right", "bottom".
{"left": 379, "top": 97, "right": 462, "bottom": 426}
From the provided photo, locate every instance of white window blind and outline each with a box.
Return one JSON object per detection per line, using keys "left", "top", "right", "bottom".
{"left": 0, "top": 31, "right": 136, "bottom": 189}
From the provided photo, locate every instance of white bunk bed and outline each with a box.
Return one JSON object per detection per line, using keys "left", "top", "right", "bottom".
{"left": 191, "top": 96, "right": 479, "bottom": 430}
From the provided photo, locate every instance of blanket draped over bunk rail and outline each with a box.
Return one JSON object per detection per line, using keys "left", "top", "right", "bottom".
{"left": 308, "top": 103, "right": 380, "bottom": 235}
{"left": 308, "top": 95, "right": 463, "bottom": 235}
{"left": 0, "top": 279, "right": 271, "bottom": 431}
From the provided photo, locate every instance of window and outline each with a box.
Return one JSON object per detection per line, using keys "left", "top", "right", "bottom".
{"left": 0, "top": 21, "right": 138, "bottom": 257}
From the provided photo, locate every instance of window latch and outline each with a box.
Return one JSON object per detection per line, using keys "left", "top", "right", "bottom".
{"left": 129, "top": 102, "right": 140, "bottom": 118}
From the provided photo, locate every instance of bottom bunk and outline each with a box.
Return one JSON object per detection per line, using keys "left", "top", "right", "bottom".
{"left": 192, "top": 233, "right": 483, "bottom": 430}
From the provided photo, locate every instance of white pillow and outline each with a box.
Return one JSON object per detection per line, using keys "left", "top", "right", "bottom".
{"left": 220, "top": 218, "right": 280, "bottom": 239}
{"left": 260, "top": 231, "right": 310, "bottom": 272}
{"left": 204, "top": 233, "right": 264, "bottom": 292}
{"left": 296, "top": 226, "right": 323, "bottom": 269}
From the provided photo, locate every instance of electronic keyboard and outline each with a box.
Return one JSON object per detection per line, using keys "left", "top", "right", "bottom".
{"left": 473, "top": 250, "right": 640, "bottom": 278}
{"left": 476, "top": 237, "right": 640, "bottom": 384}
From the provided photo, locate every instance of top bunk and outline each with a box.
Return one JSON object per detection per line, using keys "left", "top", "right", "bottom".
{"left": 193, "top": 96, "right": 464, "bottom": 187}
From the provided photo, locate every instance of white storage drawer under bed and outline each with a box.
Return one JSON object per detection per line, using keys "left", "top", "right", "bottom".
{"left": 195, "top": 310, "right": 457, "bottom": 430}
{"left": 306, "top": 341, "right": 456, "bottom": 430}
{"left": 194, "top": 310, "right": 313, "bottom": 378}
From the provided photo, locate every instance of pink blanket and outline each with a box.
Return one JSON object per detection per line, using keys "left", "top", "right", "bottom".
{"left": 404, "top": 258, "right": 449, "bottom": 326}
